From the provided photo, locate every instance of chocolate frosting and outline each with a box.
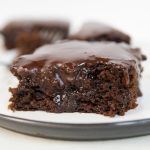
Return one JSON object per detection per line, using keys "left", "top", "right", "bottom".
{"left": 69, "top": 22, "right": 130, "bottom": 43}
{"left": 71, "top": 22, "right": 114, "bottom": 38}
{"left": 12, "top": 41, "right": 139, "bottom": 74}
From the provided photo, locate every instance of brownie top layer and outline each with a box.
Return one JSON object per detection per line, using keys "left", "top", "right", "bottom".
{"left": 12, "top": 41, "right": 139, "bottom": 73}
{"left": 69, "top": 22, "right": 130, "bottom": 43}
{"left": 2, "top": 19, "right": 69, "bottom": 31}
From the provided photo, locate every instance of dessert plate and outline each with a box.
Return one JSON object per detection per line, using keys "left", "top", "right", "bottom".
{"left": 0, "top": 43, "right": 150, "bottom": 140}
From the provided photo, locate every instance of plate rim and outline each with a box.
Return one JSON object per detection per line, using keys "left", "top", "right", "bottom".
{"left": 1, "top": 113, "right": 150, "bottom": 126}
{"left": 1, "top": 113, "right": 150, "bottom": 140}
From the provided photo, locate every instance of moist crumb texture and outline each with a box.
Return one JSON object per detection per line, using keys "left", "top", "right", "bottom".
{"left": 9, "top": 41, "right": 145, "bottom": 116}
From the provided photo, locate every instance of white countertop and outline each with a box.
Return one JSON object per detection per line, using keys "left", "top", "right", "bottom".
{"left": 0, "top": 127, "right": 150, "bottom": 150}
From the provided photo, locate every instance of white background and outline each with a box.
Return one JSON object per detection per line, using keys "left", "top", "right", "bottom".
{"left": 0, "top": 0, "right": 150, "bottom": 149}
{"left": 0, "top": 0, "right": 150, "bottom": 40}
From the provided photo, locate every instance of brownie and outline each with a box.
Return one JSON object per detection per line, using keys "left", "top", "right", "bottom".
{"left": 1, "top": 20, "right": 69, "bottom": 54}
{"left": 69, "top": 22, "right": 130, "bottom": 44}
{"left": 9, "top": 41, "right": 143, "bottom": 116}
{"left": 16, "top": 32, "right": 48, "bottom": 55}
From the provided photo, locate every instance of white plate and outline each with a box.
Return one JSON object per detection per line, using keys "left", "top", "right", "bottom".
{"left": 0, "top": 42, "right": 150, "bottom": 124}
{"left": 0, "top": 40, "right": 150, "bottom": 140}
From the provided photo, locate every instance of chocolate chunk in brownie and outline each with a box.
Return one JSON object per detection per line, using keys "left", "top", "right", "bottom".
{"left": 9, "top": 41, "right": 143, "bottom": 116}
{"left": 69, "top": 22, "right": 130, "bottom": 44}
{"left": 1, "top": 20, "right": 69, "bottom": 54}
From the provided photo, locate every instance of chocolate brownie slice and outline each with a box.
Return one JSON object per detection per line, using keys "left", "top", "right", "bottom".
{"left": 69, "top": 22, "right": 130, "bottom": 44}
{"left": 9, "top": 41, "right": 143, "bottom": 116}
{"left": 1, "top": 20, "right": 69, "bottom": 54}
{"left": 16, "top": 32, "right": 48, "bottom": 55}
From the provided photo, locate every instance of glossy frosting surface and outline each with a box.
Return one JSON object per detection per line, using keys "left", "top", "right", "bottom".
{"left": 69, "top": 22, "right": 129, "bottom": 40}
{"left": 73, "top": 22, "right": 114, "bottom": 38}
{"left": 13, "top": 41, "right": 138, "bottom": 70}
